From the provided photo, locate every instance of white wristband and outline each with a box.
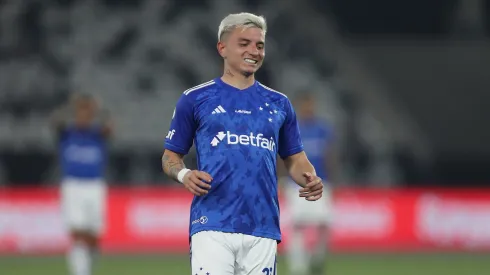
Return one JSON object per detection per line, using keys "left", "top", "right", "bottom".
{"left": 177, "top": 168, "right": 191, "bottom": 183}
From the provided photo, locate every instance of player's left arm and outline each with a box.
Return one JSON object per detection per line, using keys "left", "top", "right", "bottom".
{"left": 283, "top": 152, "right": 323, "bottom": 201}
{"left": 278, "top": 98, "right": 323, "bottom": 201}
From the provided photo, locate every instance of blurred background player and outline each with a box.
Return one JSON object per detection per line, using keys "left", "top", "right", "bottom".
{"left": 284, "top": 91, "right": 338, "bottom": 275}
{"left": 50, "top": 94, "right": 113, "bottom": 275}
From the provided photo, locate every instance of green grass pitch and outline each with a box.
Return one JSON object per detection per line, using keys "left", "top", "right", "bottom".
{"left": 1, "top": 253, "right": 489, "bottom": 275}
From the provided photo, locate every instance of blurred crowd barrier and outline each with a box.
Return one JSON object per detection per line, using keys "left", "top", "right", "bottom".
{"left": 1, "top": 186, "right": 490, "bottom": 255}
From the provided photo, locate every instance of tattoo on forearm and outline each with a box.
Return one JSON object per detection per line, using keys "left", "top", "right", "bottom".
{"left": 162, "top": 154, "right": 186, "bottom": 180}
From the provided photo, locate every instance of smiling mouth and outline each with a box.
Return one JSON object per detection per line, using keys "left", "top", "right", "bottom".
{"left": 244, "top": 58, "right": 258, "bottom": 65}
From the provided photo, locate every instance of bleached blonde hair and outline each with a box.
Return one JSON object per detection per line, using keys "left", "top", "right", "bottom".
{"left": 218, "top": 12, "right": 267, "bottom": 41}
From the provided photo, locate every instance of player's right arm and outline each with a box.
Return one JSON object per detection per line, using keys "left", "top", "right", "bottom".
{"left": 162, "top": 150, "right": 212, "bottom": 196}
{"left": 162, "top": 93, "right": 212, "bottom": 196}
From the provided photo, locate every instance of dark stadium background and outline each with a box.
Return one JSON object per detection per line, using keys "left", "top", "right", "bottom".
{"left": 1, "top": 0, "right": 490, "bottom": 274}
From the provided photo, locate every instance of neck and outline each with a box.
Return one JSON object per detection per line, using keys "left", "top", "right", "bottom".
{"left": 221, "top": 66, "right": 255, "bottom": 90}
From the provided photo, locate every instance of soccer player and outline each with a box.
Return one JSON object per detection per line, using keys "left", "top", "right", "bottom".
{"left": 162, "top": 12, "right": 324, "bottom": 275}
{"left": 50, "top": 93, "right": 113, "bottom": 275}
{"left": 284, "top": 92, "right": 337, "bottom": 275}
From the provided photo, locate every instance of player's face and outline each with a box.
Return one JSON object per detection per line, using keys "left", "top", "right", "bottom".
{"left": 74, "top": 99, "right": 96, "bottom": 127}
{"left": 220, "top": 27, "right": 265, "bottom": 76}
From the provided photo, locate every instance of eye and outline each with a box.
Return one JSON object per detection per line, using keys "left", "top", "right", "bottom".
{"left": 257, "top": 44, "right": 264, "bottom": 50}
{"left": 239, "top": 43, "right": 248, "bottom": 47}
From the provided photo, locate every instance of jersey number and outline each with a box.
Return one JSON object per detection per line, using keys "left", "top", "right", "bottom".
{"left": 262, "top": 267, "right": 273, "bottom": 275}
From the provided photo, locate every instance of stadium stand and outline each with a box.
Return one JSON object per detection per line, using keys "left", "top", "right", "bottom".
{"left": 4, "top": 0, "right": 473, "bottom": 185}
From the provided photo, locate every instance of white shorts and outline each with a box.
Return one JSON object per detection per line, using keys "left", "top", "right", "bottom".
{"left": 285, "top": 180, "right": 333, "bottom": 225}
{"left": 191, "top": 231, "right": 278, "bottom": 275}
{"left": 60, "top": 177, "right": 107, "bottom": 235}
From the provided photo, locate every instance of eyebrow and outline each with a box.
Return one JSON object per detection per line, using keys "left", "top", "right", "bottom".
{"left": 238, "top": 38, "right": 265, "bottom": 45}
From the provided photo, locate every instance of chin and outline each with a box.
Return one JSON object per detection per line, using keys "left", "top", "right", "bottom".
{"left": 241, "top": 70, "right": 255, "bottom": 77}
{"left": 240, "top": 66, "right": 260, "bottom": 77}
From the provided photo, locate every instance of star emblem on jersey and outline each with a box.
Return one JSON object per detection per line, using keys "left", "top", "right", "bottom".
{"left": 210, "top": 131, "right": 226, "bottom": 146}
{"left": 258, "top": 102, "right": 279, "bottom": 123}
{"left": 212, "top": 105, "right": 226, "bottom": 114}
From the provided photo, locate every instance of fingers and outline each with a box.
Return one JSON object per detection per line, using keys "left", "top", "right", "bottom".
{"left": 188, "top": 180, "right": 208, "bottom": 195}
{"left": 193, "top": 171, "right": 212, "bottom": 190}
{"left": 306, "top": 177, "right": 322, "bottom": 188}
{"left": 185, "top": 170, "right": 213, "bottom": 196}
{"left": 299, "top": 178, "right": 323, "bottom": 193}
{"left": 306, "top": 194, "right": 322, "bottom": 201}
{"left": 195, "top": 171, "right": 213, "bottom": 183}
{"left": 299, "top": 188, "right": 322, "bottom": 198}
{"left": 186, "top": 186, "right": 201, "bottom": 196}
{"left": 189, "top": 177, "right": 209, "bottom": 194}
{"left": 189, "top": 174, "right": 211, "bottom": 189}
{"left": 299, "top": 175, "right": 323, "bottom": 200}
{"left": 195, "top": 180, "right": 212, "bottom": 190}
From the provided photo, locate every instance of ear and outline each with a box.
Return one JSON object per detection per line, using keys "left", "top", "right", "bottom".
{"left": 217, "top": 41, "right": 226, "bottom": 58}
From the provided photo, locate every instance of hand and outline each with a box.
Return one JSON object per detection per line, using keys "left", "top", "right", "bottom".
{"left": 182, "top": 170, "right": 213, "bottom": 196}
{"left": 299, "top": 172, "right": 323, "bottom": 201}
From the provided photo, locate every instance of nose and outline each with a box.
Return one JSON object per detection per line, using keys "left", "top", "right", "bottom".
{"left": 249, "top": 50, "right": 260, "bottom": 59}
{"left": 249, "top": 46, "right": 259, "bottom": 56}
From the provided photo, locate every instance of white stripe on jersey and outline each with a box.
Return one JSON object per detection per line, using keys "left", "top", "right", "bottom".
{"left": 184, "top": 80, "right": 215, "bottom": 95}
{"left": 217, "top": 105, "right": 226, "bottom": 113}
{"left": 258, "top": 83, "right": 288, "bottom": 98}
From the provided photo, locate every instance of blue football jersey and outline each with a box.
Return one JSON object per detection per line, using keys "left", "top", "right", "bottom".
{"left": 165, "top": 78, "right": 304, "bottom": 241}
{"left": 59, "top": 125, "right": 107, "bottom": 180}
{"left": 298, "top": 118, "right": 333, "bottom": 181}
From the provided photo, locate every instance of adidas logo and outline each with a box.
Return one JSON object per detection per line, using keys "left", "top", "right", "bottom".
{"left": 212, "top": 105, "right": 226, "bottom": 114}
